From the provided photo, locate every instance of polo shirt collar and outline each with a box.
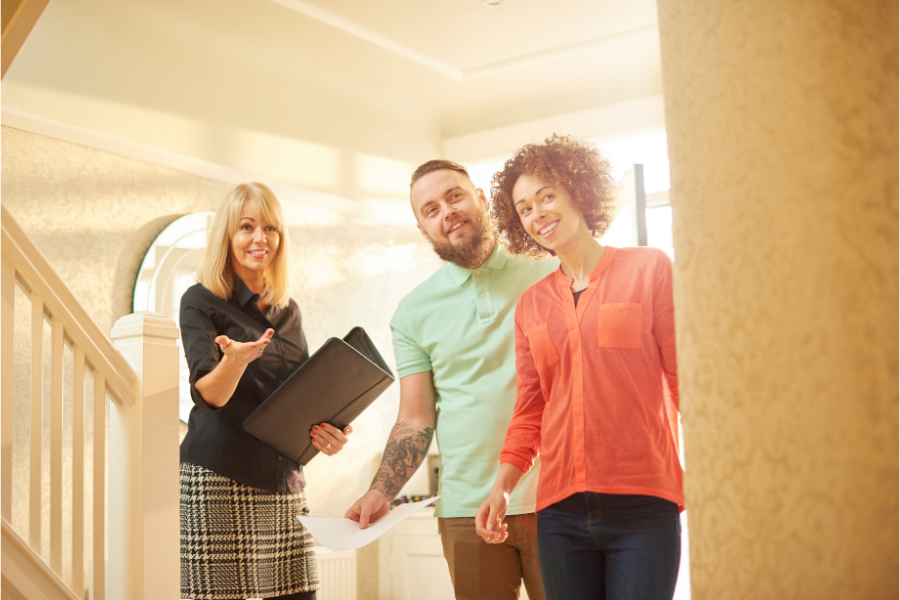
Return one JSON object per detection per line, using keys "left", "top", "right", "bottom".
{"left": 445, "top": 244, "right": 509, "bottom": 286}
{"left": 235, "top": 278, "right": 261, "bottom": 306}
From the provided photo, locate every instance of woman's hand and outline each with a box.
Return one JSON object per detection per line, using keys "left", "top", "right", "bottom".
{"left": 475, "top": 490, "right": 510, "bottom": 544}
{"left": 474, "top": 463, "right": 526, "bottom": 544}
{"left": 195, "top": 328, "right": 274, "bottom": 408}
{"left": 311, "top": 423, "right": 352, "bottom": 456}
{"left": 214, "top": 328, "right": 274, "bottom": 367}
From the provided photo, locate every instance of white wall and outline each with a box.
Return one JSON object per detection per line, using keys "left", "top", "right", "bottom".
{"left": 441, "top": 95, "right": 666, "bottom": 165}
{"left": 442, "top": 95, "right": 672, "bottom": 253}
{"left": 1, "top": 126, "right": 443, "bottom": 528}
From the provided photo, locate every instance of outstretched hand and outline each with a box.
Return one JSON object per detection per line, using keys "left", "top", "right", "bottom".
{"left": 345, "top": 489, "right": 390, "bottom": 530}
{"left": 474, "top": 490, "right": 510, "bottom": 544}
{"left": 215, "top": 328, "right": 274, "bottom": 367}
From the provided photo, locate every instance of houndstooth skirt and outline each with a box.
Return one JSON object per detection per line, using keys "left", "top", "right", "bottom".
{"left": 180, "top": 463, "right": 319, "bottom": 599}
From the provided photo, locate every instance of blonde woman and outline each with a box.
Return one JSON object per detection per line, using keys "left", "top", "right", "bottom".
{"left": 179, "top": 182, "right": 351, "bottom": 600}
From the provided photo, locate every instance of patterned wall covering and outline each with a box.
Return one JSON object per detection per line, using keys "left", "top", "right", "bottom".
{"left": 656, "top": 1, "right": 898, "bottom": 598}
{"left": 2, "top": 125, "right": 442, "bottom": 597}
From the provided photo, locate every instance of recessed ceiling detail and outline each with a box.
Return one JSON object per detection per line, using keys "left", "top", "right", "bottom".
{"left": 464, "top": 24, "right": 658, "bottom": 80}
{"left": 3, "top": 0, "right": 664, "bottom": 169}
{"left": 269, "top": 0, "right": 461, "bottom": 79}
{"left": 269, "top": 0, "right": 657, "bottom": 81}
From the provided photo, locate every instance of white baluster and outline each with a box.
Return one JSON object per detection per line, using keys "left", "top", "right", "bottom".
{"left": 91, "top": 372, "right": 106, "bottom": 600}
{"left": 50, "top": 317, "right": 63, "bottom": 575}
{"left": 1, "top": 257, "right": 14, "bottom": 522}
{"left": 73, "top": 347, "right": 85, "bottom": 596}
{"left": 29, "top": 296, "right": 43, "bottom": 552}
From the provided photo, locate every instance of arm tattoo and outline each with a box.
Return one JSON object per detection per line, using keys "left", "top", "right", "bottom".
{"left": 370, "top": 421, "right": 434, "bottom": 500}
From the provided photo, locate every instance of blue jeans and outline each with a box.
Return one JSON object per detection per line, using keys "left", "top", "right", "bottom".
{"left": 536, "top": 493, "right": 681, "bottom": 600}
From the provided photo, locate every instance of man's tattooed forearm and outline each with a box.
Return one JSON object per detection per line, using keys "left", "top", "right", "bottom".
{"left": 370, "top": 421, "right": 434, "bottom": 499}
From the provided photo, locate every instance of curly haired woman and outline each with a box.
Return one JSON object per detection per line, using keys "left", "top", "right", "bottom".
{"left": 474, "top": 135, "right": 683, "bottom": 600}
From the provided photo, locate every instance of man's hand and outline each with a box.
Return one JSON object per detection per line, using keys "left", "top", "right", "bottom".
{"left": 344, "top": 372, "right": 436, "bottom": 530}
{"left": 345, "top": 489, "right": 391, "bottom": 529}
{"left": 475, "top": 489, "right": 510, "bottom": 544}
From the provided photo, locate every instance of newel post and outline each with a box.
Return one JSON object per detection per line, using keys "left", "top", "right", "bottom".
{"left": 108, "top": 312, "right": 180, "bottom": 599}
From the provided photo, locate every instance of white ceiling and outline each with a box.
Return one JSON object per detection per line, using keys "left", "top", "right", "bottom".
{"left": 2, "top": 0, "right": 664, "bottom": 202}
{"left": 270, "top": 0, "right": 658, "bottom": 78}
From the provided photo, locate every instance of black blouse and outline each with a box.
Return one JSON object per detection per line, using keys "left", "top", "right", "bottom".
{"left": 179, "top": 280, "right": 308, "bottom": 493}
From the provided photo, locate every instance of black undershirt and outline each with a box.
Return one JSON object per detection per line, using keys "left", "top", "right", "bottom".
{"left": 573, "top": 287, "right": 587, "bottom": 307}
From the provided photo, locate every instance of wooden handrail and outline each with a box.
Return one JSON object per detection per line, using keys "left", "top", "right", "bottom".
{"left": 1, "top": 206, "right": 179, "bottom": 599}
{"left": 1, "top": 518, "right": 81, "bottom": 600}
{"left": 1, "top": 0, "right": 53, "bottom": 79}
{"left": 0, "top": 205, "right": 137, "bottom": 406}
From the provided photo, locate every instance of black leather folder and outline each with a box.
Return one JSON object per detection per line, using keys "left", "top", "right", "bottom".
{"left": 244, "top": 327, "right": 395, "bottom": 465}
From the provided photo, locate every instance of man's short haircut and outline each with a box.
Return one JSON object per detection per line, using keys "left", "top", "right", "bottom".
{"left": 410, "top": 159, "right": 472, "bottom": 190}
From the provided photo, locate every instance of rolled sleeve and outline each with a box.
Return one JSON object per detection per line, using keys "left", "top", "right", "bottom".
{"left": 180, "top": 293, "right": 224, "bottom": 411}
{"left": 390, "top": 306, "right": 432, "bottom": 378}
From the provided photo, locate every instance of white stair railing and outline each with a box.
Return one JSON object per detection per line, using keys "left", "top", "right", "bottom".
{"left": 1, "top": 205, "right": 180, "bottom": 599}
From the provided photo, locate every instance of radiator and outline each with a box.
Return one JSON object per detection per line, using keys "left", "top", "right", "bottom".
{"left": 315, "top": 547, "right": 358, "bottom": 600}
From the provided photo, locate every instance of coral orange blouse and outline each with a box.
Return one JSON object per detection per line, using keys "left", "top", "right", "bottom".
{"left": 499, "top": 246, "right": 684, "bottom": 511}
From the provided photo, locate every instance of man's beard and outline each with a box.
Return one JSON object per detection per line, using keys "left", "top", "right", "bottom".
{"left": 429, "top": 215, "right": 495, "bottom": 268}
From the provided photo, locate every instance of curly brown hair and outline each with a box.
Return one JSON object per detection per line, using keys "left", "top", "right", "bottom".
{"left": 490, "top": 134, "right": 621, "bottom": 258}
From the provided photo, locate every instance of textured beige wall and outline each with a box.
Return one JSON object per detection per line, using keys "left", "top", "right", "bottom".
{"left": 2, "top": 125, "right": 442, "bottom": 593}
{"left": 657, "top": 1, "right": 898, "bottom": 598}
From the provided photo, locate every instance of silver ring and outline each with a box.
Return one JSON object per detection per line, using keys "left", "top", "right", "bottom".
{"left": 257, "top": 349, "right": 263, "bottom": 355}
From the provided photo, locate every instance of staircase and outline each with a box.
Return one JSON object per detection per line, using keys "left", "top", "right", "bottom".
{"left": 1, "top": 205, "right": 181, "bottom": 599}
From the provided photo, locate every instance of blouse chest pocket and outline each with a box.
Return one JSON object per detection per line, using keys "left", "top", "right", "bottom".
{"left": 526, "top": 323, "right": 560, "bottom": 374}
{"left": 597, "top": 303, "right": 643, "bottom": 349}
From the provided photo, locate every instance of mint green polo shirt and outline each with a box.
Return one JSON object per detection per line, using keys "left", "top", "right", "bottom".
{"left": 390, "top": 246, "right": 558, "bottom": 518}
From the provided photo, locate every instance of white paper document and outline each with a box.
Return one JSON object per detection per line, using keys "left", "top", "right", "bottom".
{"left": 297, "top": 496, "right": 439, "bottom": 552}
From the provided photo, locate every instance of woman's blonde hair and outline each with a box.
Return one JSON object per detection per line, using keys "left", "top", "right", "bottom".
{"left": 198, "top": 182, "right": 291, "bottom": 308}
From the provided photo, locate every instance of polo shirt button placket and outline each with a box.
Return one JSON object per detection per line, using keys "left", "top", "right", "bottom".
{"left": 474, "top": 268, "right": 495, "bottom": 322}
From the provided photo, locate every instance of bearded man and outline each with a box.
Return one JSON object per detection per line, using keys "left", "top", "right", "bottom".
{"left": 345, "top": 160, "right": 557, "bottom": 600}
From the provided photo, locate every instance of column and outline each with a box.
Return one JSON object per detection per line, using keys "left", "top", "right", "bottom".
{"left": 656, "top": 1, "right": 897, "bottom": 597}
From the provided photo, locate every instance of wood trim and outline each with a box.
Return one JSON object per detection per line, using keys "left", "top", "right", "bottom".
{"left": 1, "top": 518, "right": 81, "bottom": 600}
{"left": 1, "top": 0, "right": 52, "bottom": 79}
